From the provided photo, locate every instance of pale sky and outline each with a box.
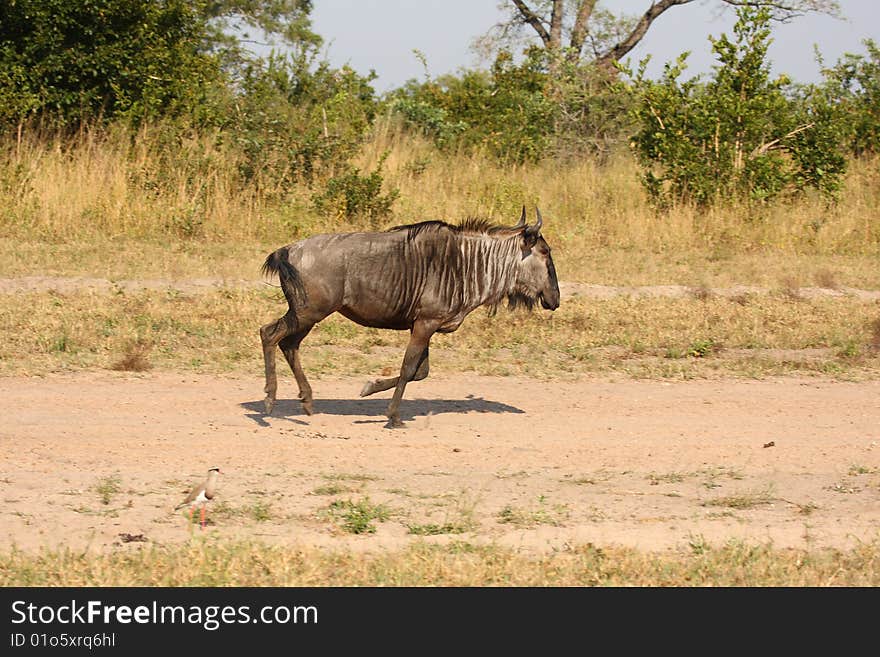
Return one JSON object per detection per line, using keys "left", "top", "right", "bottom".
{"left": 310, "top": 0, "right": 880, "bottom": 92}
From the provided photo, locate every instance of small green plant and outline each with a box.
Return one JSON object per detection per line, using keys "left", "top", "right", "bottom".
{"left": 687, "top": 339, "right": 718, "bottom": 358}
{"left": 564, "top": 477, "right": 597, "bottom": 486}
{"left": 312, "top": 153, "right": 399, "bottom": 225}
{"left": 836, "top": 339, "right": 862, "bottom": 360}
{"left": 497, "top": 498, "right": 569, "bottom": 528}
{"left": 322, "top": 473, "right": 380, "bottom": 483}
{"left": 703, "top": 486, "right": 775, "bottom": 510}
{"left": 326, "top": 498, "right": 390, "bottom": 534}
{"left": 648, "top": 472, "right": 686, "bottom": 485}
{"left": 795, "top": 502, "right": 818, "bottom": 516}
{"left": 311, "top": 483, "right": 357, "bottom": 496}
{"left": 407, "top": 522, "right": 467, "bottom": 536}
{"left": 52, "top": 334, "right": 71, "bottom": 353}
{"left": 94, "top": 476, "right": 121, "bottom": 506}
{"left": 248, "top": 501, "right": 272, "bottom": 522}
{"left": 688, "top": 534, "right": 710, "bottom": 555}
{"left": 664, "top": 347, "right": 686, "bottom": 359}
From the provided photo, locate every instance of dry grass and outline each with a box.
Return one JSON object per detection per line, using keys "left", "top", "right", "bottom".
{"left": 2, "top": 539, "right": 879, "bottom": 586}
{"left": 814, "top": 269, "right": 840, "bottom": 290}
{"left": 1, "top": 288, "right": 879, "bottom": 379}
{"left": 1, "top": 123, "right": 879, "bottom": 289}
{"left": 110, "top": 339, "right": 152, "bottom": 372}
{"left": 870, "top": 318, "right": 880, "bottom": 352}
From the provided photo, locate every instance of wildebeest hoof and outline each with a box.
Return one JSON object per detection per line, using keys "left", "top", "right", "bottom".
{"left": 385, "top": 417, "right": 405, "bottom": 429}
{"left": 263, "top": 397, "right": 275, "bottom": 415}
{"left": 302, "top": 400, "right": 314, "bottom": 415}
{"left": 359, "top": 381, "right": 375, "bottom": 397}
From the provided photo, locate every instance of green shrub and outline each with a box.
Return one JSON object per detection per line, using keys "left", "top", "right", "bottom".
{"left": 819, "top": 39, "right": 880, "bottom": 157}
{"left": 312, "top": 153, "right": 399, "bottom": 225}
{"left": 627, "top": 6, "right": 846, "bottom": 207}
{"left": 229, "top": 53, "right": 379, "bottom": 195}
{"left": 0, "top": 0, "right": 221, "bottom": 126}
{"left": 389, "top": 48, "right": 632, "bottom": 163}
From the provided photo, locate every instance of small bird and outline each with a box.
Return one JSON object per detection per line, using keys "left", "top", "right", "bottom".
{"left": 175, "top": 467, "right": 221, "bottom": 530}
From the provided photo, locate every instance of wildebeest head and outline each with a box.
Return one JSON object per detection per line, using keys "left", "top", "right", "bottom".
{"left": 509, "top": 207, "right": 560, "bottom": 311}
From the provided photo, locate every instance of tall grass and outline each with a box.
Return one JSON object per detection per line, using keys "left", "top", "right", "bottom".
{"left": 1, "top": 119, "right": 879, "bottom": 283}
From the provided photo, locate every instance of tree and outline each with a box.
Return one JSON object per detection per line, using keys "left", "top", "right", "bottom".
{"left": 819, "top": 39, "right": 880, "bottom": 156}
{"left": 627, "top": 6, "right": 846, "bottom": 206}
{"left": 481, "top": 1, "right": 840, "bottom": 72}
{"left": 0, "top": 0, "right": 223, "bottom": 125}
{"left": 0, "top": 0, "right": 322, "bottom": 126}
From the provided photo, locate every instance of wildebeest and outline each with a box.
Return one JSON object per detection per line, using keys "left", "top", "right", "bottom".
{"left": 260, "top": 207, "right": 560, "bottom": 427}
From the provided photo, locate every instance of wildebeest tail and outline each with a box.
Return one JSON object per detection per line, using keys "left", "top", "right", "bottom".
{"left": 262, "top": 247, "right": 308, "bottom": 312}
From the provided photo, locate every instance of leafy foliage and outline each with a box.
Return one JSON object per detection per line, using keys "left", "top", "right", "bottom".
{"left": 229, "top": 52, "right": 379, "bottom": 193}
{"left": 0, "top": 0, "right": 221, "bottom": 125}
{"left": 627, "top": 7, "right": 846, "bottom": 207}
{"left": 391, "top": 49, "right": 554, "bottom": 163}
{"left": 312, "top": 153, "right": 399, "bottom": 225}
{"left": 819, "top": 39, "right": 880, "bottom": 156}
{"left": 390, "top": 47, "right": 631, "bottom": 163}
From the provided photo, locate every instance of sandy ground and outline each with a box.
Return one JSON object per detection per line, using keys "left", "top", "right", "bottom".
{"left": 1, "top": 371, "right": 878, "bottom": 554}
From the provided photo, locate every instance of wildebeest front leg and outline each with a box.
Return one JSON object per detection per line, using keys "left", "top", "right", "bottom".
{"left": 360, "top": 346, "right": 429, "bottom": 397}
{"left": 386, "top": 323, "right": 436, "bottom": 428}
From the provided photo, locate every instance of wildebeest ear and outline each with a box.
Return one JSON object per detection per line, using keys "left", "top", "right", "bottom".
{"left": 520, "top": 229, "right": 538, "bottom": 258}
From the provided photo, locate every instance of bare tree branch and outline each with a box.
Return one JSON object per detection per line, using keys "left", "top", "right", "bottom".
{"left": 596, "top": 0, "right": 692, "bottom": 72}
{"left": 719, "top": 0, "right": 841, "bottom": 22}
{"left": 494, "top": 1, "right": 841, "bottom": 72}
{"left": 511, "top": 0, "right": 551, "bottom": 46}
{"left": 749, "top": 122, "right": 815, "bottom": 159}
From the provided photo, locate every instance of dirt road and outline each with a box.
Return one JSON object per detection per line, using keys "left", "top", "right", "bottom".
{"left": 1, "top": 372, "right": 878, "bottom": 553}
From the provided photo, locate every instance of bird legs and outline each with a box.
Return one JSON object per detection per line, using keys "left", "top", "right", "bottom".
{"left": 186, "top": 505, "right": 208, "bottom": 532}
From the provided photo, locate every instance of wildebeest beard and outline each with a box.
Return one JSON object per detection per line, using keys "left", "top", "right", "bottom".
{"left": 484, "top": 290, "right": 538, "bottom": 316}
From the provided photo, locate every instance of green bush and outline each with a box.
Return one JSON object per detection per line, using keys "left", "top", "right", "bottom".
{"left": 390, "top": 48, "right": 632, "bottom": 164}
{"left": 0, "top": 0, "right": 221, "bottom": 126}
{"left": 820, "top": 39, "right": 880, "bottom": 157}
{"left": 228, "top": 52, "right": 379, "bottom": 194}
{"left": 390, "top": 51, "right": 553, "bottom": 163}
{"left": 627, "top": 6, "right": 846, "bottom": 207}
{"left": 312, "top": 153, "right": 399, "bottom": 225}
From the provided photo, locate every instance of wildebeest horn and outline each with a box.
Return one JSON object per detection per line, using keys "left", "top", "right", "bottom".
{"left": 525, "top": 207, "right": 543, "bottom": 235}
{"left": 514, "top": 205, "right": 527, "bottom": 229}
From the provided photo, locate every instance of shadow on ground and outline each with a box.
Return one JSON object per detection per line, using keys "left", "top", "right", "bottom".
{"left": 241, "top": 395, "right": 524, "bottom": 426}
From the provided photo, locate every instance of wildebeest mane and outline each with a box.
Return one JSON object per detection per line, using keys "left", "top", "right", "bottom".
{"left": 388, "top": 217, "right": 517, "bottom": 241}
{"left": 388, "top": 217, "right": 540, "bottom": 315}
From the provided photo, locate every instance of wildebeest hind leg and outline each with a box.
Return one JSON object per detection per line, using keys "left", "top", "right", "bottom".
{"left": 280, "top": 327, "right": 315, "bottom": 415}
{"left": 260, "top": 314, "right": 293, "bottom": 414}
{"left": 360, "top": 347, "right": 429, "bottom": 397}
